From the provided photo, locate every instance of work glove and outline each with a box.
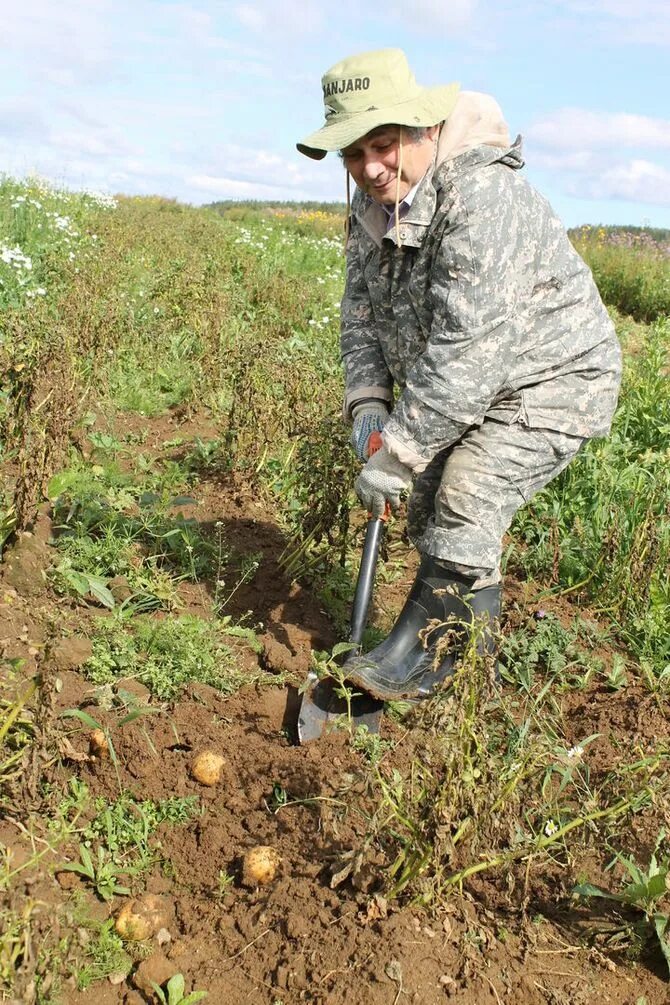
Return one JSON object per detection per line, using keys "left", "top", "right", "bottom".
{"left": 355, "top": 444, "right": 413, "bottom": 518}
{"left": 351, "top": 400, "right": 389, "bottom": 461}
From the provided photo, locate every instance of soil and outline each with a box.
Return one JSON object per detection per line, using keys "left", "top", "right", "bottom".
{"left": 2, "top": 408, "right": 668, "bottom": 1005}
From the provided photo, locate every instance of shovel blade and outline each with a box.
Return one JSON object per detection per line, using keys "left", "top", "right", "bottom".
{"left": 297, "top": 673, "right": 383, "bottom": 743}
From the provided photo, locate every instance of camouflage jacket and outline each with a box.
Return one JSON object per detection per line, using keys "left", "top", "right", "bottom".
{"left": 340, "top": 138, "right": 622, "bottom": 471}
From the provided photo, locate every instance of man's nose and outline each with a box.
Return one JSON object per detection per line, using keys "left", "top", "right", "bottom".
{"left": 362, "top": 156, "right": 384, "bottom": 181}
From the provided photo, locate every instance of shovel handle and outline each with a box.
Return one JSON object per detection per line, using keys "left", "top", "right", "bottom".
{"left": 348, "top": 428, "right": 390, "bottom": 645}
{"left": 349, "top": 514, "right": 385, "bottom": 646}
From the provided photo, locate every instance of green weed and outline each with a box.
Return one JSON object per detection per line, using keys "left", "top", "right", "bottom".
{"left": 150, "top": 972, "right": 208, "bottom": 1005}
{"left": 308, "top": 642, "right": 361, "bottom": 724}
{"left": 83, "top": 612, "right": 248, "bottom": 699}
{"left": 82, "top": 792, "right": 199, "bottom": 871}
{"left": 75, "top": 918, "right": 133, "bottom": 990}
{"left": 0, "top": 902, "right": 34, "bottom": 991}
{"left": 500, "top": 613, "right": 604, "bottom": 692}
{"left": 57, "top": 791, "right": 198, "bottom": 928}
{"left": 574, "top": 832, "right": 670, "bottom": 973}
{"left": 0, "top": 663, "right": 36, "bottom": 810}
{"left": 59, "top": 843, "right": 131, "bottom": 901}
{"left": 213, "top": 869, "right": 235, "bottom": 899}
{"left": 350, "top": 725, "right": 392, "bottom": 765}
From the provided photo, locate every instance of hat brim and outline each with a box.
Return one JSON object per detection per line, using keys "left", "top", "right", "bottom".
{"left": 297, "top": 83, "right": 460, "bottom": 160}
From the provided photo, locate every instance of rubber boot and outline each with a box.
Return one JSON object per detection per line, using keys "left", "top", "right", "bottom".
{"left": 343, "top": 555, "right": 480, "bottom": 701}
{"left": 414, "top": 581, "right": 501, "bottom": 698}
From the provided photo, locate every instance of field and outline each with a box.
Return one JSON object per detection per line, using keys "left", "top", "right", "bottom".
{"left": 0, "top": 180, "right": 669, "bottom": 1005}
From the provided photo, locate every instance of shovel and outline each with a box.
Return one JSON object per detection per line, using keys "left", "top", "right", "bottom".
{"left": 297, "top": 433, "right": 386, "bottom": 743}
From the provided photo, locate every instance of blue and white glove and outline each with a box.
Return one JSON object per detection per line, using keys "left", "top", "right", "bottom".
{"left": 355, "top": 444, "right": 413, "bottom": 518}
{"left": 351, "top": 400, "right": 389, "bottom": 461}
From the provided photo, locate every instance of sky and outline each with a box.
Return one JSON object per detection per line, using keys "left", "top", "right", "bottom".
{"left": 2, "top": 0, "right": 669, "bottom": 228}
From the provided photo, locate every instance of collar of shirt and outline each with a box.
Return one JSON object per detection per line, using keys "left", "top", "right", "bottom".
{"left": 381, "top": 178, "right": 424, "bottom": 232}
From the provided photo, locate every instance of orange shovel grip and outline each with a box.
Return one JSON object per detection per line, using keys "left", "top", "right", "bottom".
{"left": 368, "top": 431, "right": 383, "bottom": 456}
{"left": 367, "top": 431, "right": 390, "bottom": 521}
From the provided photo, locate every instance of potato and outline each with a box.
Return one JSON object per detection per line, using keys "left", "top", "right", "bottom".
{"left": 242, "top": 845, "right": 281, "bottom": 888}
{"left": 190, "top": 750, "right": 225, "bottom": 786}
{"left": 115, "top": 895, "right": 167, "bottom": 941}
{"left": 89, "top": 728, "right": 109, "bottom": 759}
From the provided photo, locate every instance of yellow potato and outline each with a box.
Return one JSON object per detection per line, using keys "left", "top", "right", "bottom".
{"left": 242, "top": 845, "right": 281, "bottom": 887}
{"left": 115, "top": 895, "right": 167, "bottom": 941}
{"left": 190, "top": 750, "right": 225, "bottom": 786}
{"left": 89, "top": 728, "right": 109, "bottom": 759}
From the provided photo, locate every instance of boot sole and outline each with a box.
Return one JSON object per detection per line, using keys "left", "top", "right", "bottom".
{"left": 344, "top": 668, "right": 425, "bottom": 702}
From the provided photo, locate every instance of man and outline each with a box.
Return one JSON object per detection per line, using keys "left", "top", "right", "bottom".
{"left": 297, "top": 49, "right": 621, "bottom": 701}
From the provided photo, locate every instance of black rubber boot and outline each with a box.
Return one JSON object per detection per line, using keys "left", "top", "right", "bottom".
{"left": 414, "top": 581, "right": 501, "bottom": 698}
{"left": 343, "top": 555, "right": 481, "bottom": 701}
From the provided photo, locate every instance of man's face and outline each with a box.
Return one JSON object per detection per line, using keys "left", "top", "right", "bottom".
{"left": 341, "top": 124, "right": 439, "bottom": 204}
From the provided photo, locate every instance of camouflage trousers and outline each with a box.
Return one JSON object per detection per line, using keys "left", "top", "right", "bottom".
{"left": 408, "top": 416, "right": 585, "bottom": 589}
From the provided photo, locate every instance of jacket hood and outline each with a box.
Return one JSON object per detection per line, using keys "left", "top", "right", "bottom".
{"left": 436, "top": 90, "right": 511, "bottom": 165}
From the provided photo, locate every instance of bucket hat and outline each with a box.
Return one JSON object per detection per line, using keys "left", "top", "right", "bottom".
{"left": 297, "top": 48, "right": 459, "bottom": 160}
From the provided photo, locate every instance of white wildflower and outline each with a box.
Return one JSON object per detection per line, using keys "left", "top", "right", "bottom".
{"left": 544, "top": 819, "right": 559, "bottom": 837}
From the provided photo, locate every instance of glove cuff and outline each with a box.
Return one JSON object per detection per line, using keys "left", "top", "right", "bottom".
{"left": 351, "top": 400, "right": 389, "bottom": 420}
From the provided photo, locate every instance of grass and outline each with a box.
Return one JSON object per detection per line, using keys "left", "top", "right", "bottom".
{"left": 83, "top": 612, "right": 247, "bottom": 700}
{"left": 74, "top": 916, "right": 134, "bottom": 990}
{"left": 58, "top": 787, "right": 200, "bottom": 900}
{"left": 571, "top": 225, "right": 670, "bottom": 322}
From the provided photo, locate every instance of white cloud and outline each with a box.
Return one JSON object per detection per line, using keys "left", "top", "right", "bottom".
{"left": 49, "top": 127, "right": 140, "bottom": 159}
{"left": 3, "top": 0, "right": 118, "bottom": 86}
{"left": 525, "top": 106, "right": 670, "bottom": 206}
{"left": 229, "top": 0, "right": 325, "bottom": 34}
{"left": 390, "top": 0, "right": 476, "bottom": 31}
{"left": 199, "top": 144, "right": 307, "bottom": 186}
{"left": 536, "top": 0, "right": 670, "bottom": 44}
{"left": 188, "top": 174, "right": 296, "bottom": 199}
{"left": 571, "top": 159, "right": 670, "bottom": 206}
{"left": 527, "top": 109, "right": 670, "bottom": 151}
{"left": 563, "top": 0, "right": 668, "bottom": 19}
{"left": 233, "top": 4, "right": 266, "bottom": 30}
{"left": 531, "top": 150, "right": 600, "bottom": 173}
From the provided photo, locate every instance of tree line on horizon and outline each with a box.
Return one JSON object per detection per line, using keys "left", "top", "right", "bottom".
{"left": 206, "top": 200, "right": 669, "bottom": 243}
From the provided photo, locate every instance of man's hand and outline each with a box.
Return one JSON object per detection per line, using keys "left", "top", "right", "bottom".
{"left": 351, "top": 400, "right": 389, "bottom": 461}
{"left": 355, "top": 444, "right": 412, "bottom": 517}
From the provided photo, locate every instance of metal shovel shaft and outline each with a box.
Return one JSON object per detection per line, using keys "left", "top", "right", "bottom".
{"left": 349, "top": 516, "right": 385, "bottom": 647}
